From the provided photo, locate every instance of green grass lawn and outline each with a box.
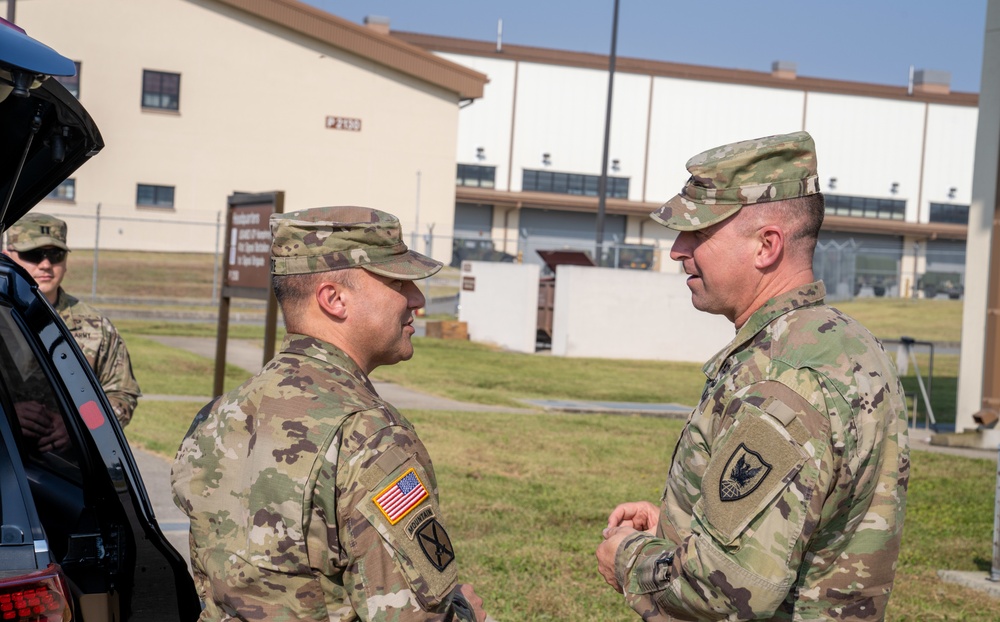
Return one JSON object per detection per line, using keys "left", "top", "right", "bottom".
{"left": 835, "top": 297, "right": 963, "bottom": 344}
{"left": 116, "top": 288, "right": 982, "bottom": 620}
{"left": 129, "top": 403, "right": 1000, "bottom": 621}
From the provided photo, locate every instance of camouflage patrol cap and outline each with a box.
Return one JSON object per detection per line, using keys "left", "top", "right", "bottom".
{"left": 270, "top": 206, "right": 442, "bottom": 280}
{"left": 650, "top": 131, "right": 820, "bottom": 231}
{"left": 6, "top": 213, "right": 70, "bottom": 252}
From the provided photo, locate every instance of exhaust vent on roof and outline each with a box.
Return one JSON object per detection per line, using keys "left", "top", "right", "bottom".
{"left": 771, "top": 60, "right": 797, "bottom": 80}
{"left": 363, "top": 15, "right": 391, "bottom": 35}
{"left": 912, "top": 69, "right": 951, "bottom": 95}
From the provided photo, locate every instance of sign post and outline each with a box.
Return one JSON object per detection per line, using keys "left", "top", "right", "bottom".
{"left": 213, "top": 191, "right": 284, "bottom": 397}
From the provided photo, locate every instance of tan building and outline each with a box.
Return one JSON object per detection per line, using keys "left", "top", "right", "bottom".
{"left": 4, "top": 0, "right": 486, "bottom": 263}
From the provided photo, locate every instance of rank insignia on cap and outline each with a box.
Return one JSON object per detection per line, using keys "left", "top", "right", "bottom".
{"left": 373, "top": 468, "right": 429, "bottom": 525}
{"left": 415, "top": 518, "right": 455, "bottom": 572}
{"left": 720, "top": 444, "right": 772, "bottom": 502}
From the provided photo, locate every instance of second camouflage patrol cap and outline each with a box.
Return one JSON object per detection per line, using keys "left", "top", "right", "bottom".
{"left": 650, "top": 130, "right": 820, "bottom": 231}
{"left": 270, "top": 206, "right": 442, "bottom": 280}
{"left": 6, "top": 212, "right": 70, "bottom": 252}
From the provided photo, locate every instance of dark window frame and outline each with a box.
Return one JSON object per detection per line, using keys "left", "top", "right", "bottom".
{"left": 928, "top": 202, "right": 970, "bottom": 225}
{"left": 522, "top": 169, "right": 629, "bottom": 199}
{"left": 141, "top": 70, "right": 180, "bottom": 111}
{"left": 46, "top": 179, "right": 76, "bottom": 202}
{"left": 136, "top": 183, "right": 175, "bottom": 208}
{"left": 54, "top": 61, "right": 81, "bottom": 99}
{"left": 825, "top": 194, "right": 906, "bottom": 220}
{"left": 456, "top": 164, "right": 496, "bottom": 189}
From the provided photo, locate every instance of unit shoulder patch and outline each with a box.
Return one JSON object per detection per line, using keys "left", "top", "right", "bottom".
{"left": 415, "top": 518, "right": 455, "bottom": 572}
{"left": 701, "top": 405, "right": 807, "bottom": 544}
{"left": 719, "top": 443, "right": 772, "bottom": 502}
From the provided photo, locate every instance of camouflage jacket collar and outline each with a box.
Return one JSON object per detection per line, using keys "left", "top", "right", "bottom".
{"left": 702, "top": 280, "right": 827, "bottom": 379}
{"left": 280, "top": 333, "right": 378, "bottom": 395}
{"left": 53, "top": 287, "right": 78, "bottom": 314}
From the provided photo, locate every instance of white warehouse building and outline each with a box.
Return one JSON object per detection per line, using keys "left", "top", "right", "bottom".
{"left": 4, "top": 0, "right": 979, "bottom": 300}
{"left": 395, "top": 30, "right": 977, "bottom": 299}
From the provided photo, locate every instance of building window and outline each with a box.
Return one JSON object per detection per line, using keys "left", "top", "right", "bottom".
{"left": 137, "top": 184, "right": 175, "bottom": 208}
{"left": 522, "top": 169, "right": 629, "bottom": 199}
{"left": 54, "top": 61, "right": 81, "bottom": 99}
{"left": 457, "top": 164, "right": 496, "bottom": 188}
{"left": 825, "top": 194, "right": 905, "bottom": 220}
{"left": 928, "top": 202, "right": 970, "bottom": 225}
{"left": 46, "top": 179, "right": 76, "bottom": 201}
{"left": 142, "top": 70, "right": 180, "bottom": 111}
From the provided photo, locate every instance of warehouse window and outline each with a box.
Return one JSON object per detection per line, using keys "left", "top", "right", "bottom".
{"left": 142, "top": 70, "right": 180, "bottom": 111}
{"left": 825, "top": 194, "right": 905, "bottom": 220}
{"left": 928, "top": 202, "right": 969, "bottom": 225}
{"left": 522, "top": 169, "right": 629, "bottom": 198}
{"left": 457, "top": 164, "right": 496, "bottom": 188}
{"left": 137, "top": 184, "right": 175, "bottom": 208}
{"left": 46, "top": 179, "right": 75, "bottom": 201}
{"left": 54, "top": 61, "right": 81, "bottom": 99}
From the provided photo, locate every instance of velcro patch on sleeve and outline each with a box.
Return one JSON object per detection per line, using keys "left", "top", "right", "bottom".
{"left": 372, "top": 467, "right": 429, "bottom": 525}
{"left": 702, "top": 406, "right": 806, "bottom": 545}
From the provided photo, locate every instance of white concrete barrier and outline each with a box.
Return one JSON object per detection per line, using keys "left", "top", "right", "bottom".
{"left": 458, "top": 261, "right": 541, "bottom": 353}
{"left": 551, "top": 266, "right": 733, "bottom": 363}
{"left": 458, "top": 262, "right": 734, "bottom": 363}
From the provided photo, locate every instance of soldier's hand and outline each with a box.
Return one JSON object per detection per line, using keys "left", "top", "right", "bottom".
{"left": 15, "top": 400, "right": 52, "bottom": 439}
{"left": 455, "top": 583, "right": 487, "bottom": 621}
{"left": 596, "top": 525, "right": 636, "bottom": 592}
{"left": 604, "top": 501, "right": 659, "bottom": 537}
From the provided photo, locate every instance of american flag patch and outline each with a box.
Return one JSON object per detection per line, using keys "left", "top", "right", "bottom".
{"left": 373, "top": 468, "right": 429, "bottom": 525}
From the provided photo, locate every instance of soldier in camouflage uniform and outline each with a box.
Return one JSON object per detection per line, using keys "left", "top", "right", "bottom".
{"left": 5, "top": 213, "right": 141, "bottom": 426}
{"left": 172, "top": 206, "right": 487, "bottom": 621}
{"left": 596, "top": 132, "right": 909, "bottom": 621}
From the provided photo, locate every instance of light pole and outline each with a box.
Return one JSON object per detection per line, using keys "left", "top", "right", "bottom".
{"left": 594, "top": 0, "right": 620, "bottom": 265}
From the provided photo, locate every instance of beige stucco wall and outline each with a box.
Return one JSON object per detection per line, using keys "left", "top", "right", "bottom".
{"left": 6, "top": 0, "right": 462, "bottom": 260}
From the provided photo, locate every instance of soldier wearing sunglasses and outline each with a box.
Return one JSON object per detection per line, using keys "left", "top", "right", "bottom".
{"left": 4, "top": 213, "right": 141, "bottom": 427}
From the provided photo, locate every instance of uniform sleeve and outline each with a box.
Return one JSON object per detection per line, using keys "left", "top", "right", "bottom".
{"left": 315, "top": 408, "right": 472, "bottom": 622}
{"left": 614, "top": 382, "right": 837, "bottom": 620}
{"left": 93, "top": 317, "right": 141, "bottom": 427}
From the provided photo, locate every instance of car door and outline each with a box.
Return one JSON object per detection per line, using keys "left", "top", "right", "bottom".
{"left": 0, "top": 258, "right": 201, "bottom": 621}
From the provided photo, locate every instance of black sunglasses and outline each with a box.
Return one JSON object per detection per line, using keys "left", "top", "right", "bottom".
{"left": 17, "top": 247, "right": 67, "bottom": 265}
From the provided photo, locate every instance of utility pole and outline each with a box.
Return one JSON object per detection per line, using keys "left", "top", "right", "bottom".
{"left": 594, "top": 0, "right": 620, "bottom": 265}
{"left": 7, "top": 0, "right": 15, "bottom": 23}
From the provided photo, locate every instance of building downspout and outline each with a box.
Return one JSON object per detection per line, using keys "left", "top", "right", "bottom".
{"left": 506, "top": 61, "right": 519, "bottom": 193}
{"left": 917, "top": 102, "right": 930, "bottom": 222}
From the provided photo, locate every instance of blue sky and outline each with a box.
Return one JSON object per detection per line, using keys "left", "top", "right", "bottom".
{"left": 306, "top": 1, "right": 987, "bottom": 93}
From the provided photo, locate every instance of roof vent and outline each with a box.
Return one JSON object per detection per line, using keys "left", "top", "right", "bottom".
{"left": 771, "top": 60, "right": 797, "bottom": 80}
{"left": 363, "top": 15, "right": 391, "bottom": 35}
{"left": 912, "top": 69, "right": 951, "bottom": 95}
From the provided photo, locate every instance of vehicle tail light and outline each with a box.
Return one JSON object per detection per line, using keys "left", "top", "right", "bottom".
{"left": 0, "top": 564, "right": 71, "bottom": 621}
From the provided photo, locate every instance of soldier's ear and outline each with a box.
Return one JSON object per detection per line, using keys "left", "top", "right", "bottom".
{"left": 755, "top": 225, "right": 784, "bottom": 270}
{"left": 315, "top": 280, "right": 349, "bottom": 320}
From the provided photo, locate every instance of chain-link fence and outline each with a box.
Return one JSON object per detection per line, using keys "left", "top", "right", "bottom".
{"left": 26, "top": 204, "right": 970, "bottom": 310}
{"left": 814, "top": 238, "right": 967, "bottom": 302}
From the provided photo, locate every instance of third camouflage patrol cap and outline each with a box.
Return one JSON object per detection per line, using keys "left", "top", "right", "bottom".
{"left": 6, "top": 212, "right": 70, "bottom": 252}
{"left": 650, "top": 130, "right": 820, "bottom": 231}
{"left": 270, "top": 206, "right": 442, "bottom": 280}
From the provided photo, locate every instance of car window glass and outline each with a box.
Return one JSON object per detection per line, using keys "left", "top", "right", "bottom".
{"left": 0, "top": 304, "right": 82, "bottom": 481}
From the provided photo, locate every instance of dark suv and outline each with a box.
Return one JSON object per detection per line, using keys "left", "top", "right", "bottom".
{"left": 0, "top": 19, "right": 199, "bottom": 621}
